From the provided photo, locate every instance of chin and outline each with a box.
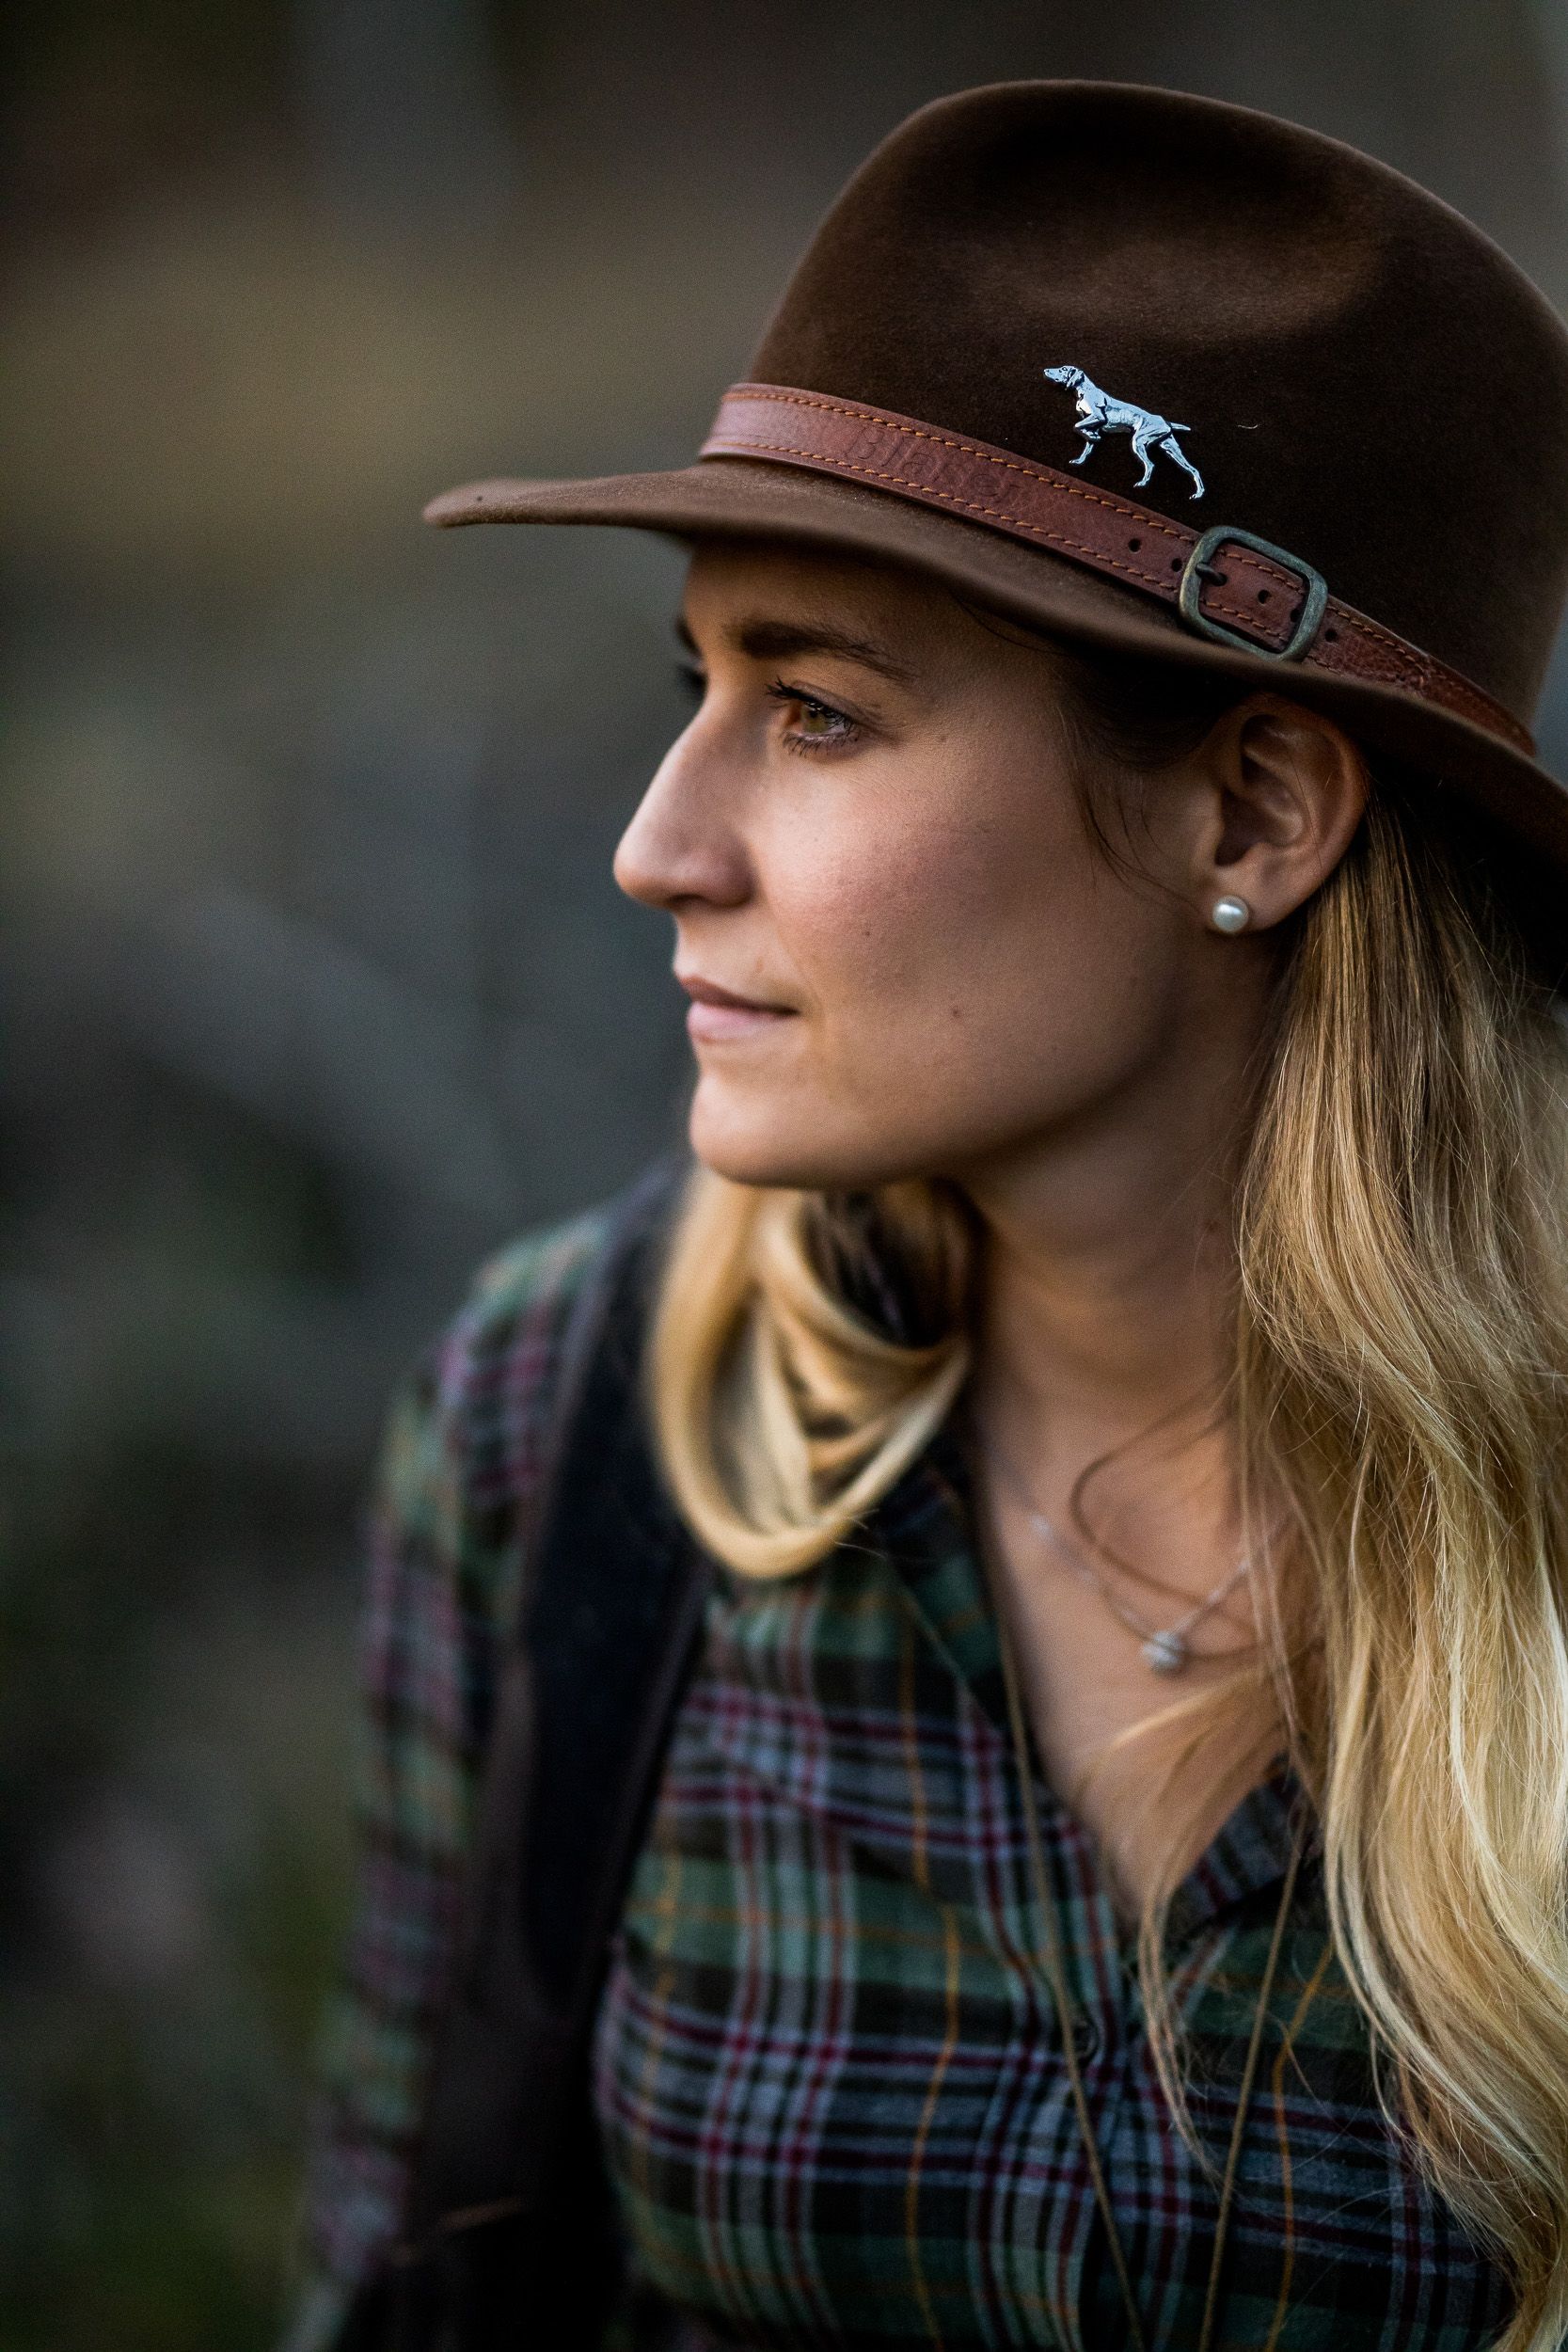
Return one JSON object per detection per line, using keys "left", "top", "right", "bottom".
{"left": 688, "top": 1098, "right": 831, "bottom": 1191}
{"left": 687, "top": 1080, "right": 944, "bottom": 1195}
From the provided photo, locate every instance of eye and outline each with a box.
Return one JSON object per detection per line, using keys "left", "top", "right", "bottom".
{"left": 763, "top": 677, "right": 863, "bottom": 758}
{"left": 671, "top": 662, "right": 864, "bottom": 757}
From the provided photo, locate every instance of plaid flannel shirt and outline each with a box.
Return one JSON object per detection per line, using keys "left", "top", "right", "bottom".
{"left": 281, "top": 1197, "right": 1515, "bottom": 2352}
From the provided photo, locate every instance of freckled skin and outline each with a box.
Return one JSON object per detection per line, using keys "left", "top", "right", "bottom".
{"left": 613, "top": 534, "right": 1369, "bottom": 1909}
{"left": 614, "top": 537, "right": 1304, "bottom": 1200}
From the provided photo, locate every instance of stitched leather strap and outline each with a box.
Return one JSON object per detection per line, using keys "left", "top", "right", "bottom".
{"left": 700, "top": 383, "right": 1533, "bottom": 756}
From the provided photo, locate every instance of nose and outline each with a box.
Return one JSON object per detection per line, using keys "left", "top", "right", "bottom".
{"left": 612, "top": 715, "right": 752, "bottom": 913}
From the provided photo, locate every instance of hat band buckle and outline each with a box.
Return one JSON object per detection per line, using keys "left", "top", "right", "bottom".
{"left": 1178, "top": 526, "right": 1328, "bottom": 661}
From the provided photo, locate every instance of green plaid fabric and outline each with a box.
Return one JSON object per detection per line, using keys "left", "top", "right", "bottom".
{"left": 282, "top": 1195, "right": 1516, "bottom": 2352}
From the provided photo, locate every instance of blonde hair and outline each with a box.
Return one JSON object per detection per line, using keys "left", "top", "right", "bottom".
{"left": 644, "top": 625, "right": 1568, "bottom": 2349}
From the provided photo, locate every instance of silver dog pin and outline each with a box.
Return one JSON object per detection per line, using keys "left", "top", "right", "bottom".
{"left": 1043, "top": 365, "right": 1205, "bottom": 500}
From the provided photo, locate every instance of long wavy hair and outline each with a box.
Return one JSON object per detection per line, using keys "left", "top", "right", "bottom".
{"left": 643, "top": 593, "right": 1568, "bottom": 2350}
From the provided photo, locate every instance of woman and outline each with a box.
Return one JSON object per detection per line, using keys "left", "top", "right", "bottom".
{"left": 284, "top": 79, "right": 1568, "bottom": 2352}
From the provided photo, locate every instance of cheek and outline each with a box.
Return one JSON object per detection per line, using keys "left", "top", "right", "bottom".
{"left": 776, "top": 784, "right": 1138, "bottom": 1103}
{"left": 686, "top": 741, "right": 1188, "bottom": 1189}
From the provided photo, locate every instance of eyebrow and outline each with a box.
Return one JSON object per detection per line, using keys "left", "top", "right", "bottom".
{"left": 673, "top": 610, "right": 919, "bottom": 688}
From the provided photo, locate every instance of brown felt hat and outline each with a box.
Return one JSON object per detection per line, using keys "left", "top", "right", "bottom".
{"left": 426, "top": 79, "right": 1568, "bottom": 961}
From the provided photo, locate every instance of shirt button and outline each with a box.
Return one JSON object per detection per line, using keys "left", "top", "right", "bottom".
{"left": 1070, "top": 2016, "right": 1101, "bottom": 2061}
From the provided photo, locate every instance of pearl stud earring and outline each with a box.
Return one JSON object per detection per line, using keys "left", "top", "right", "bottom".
{"left": 1211, "top": 894, "right": 1251, "bottom": 934}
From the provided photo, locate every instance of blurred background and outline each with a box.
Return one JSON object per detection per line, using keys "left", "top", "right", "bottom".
{"left": 7, "top": 4, "right": 1568, "bottom": 2344}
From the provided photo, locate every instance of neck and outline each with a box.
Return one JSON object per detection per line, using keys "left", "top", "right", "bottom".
{"left": 957, "top": 1028, "right": 1260, "bottom": 1583}
{"left": 973, "top": 1148, "right": 1235, "bottom": 1432}
{"left": 970, "top": 1095, "right": 1243, "bottom": 1414}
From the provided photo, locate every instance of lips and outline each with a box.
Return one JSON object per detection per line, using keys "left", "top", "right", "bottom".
{"left": 676, "top": 969, "right": 797, "bottom": 1042}
{"left": 677, "top": 972, "right": 789, "bottom": 1011}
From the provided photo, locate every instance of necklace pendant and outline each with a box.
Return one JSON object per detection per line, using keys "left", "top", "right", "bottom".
{"left": 1141, "top": 1629, "right": 1189, "bottom": 1675}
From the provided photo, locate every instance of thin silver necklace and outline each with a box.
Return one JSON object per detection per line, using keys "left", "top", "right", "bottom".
{"left": 985, "top": 1433, "right": 1258, "bottom": 1676}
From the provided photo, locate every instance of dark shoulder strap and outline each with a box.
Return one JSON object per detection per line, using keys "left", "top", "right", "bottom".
{"left": 345, "top": 1157, "right": 712, "bottom": 2349}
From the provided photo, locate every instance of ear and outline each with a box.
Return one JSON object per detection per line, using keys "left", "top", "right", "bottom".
{"left": 1186, "top": 691, "right": 1369, "bottom": 931}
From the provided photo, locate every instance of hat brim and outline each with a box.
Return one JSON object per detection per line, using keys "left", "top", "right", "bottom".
{"left": 427, "top": 453, "right": 1568, "bottom": 967}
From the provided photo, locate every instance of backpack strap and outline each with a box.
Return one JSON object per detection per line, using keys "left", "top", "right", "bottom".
{"left": 342, "top": 1157, "right": 712, "bottom": 2348}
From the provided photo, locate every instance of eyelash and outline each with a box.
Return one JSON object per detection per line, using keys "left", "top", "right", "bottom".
{"left": 673, "top": 661, "right": 863, "bottom": 757}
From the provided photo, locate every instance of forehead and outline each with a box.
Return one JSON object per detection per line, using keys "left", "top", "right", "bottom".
{"left": 675, "top": 535, "right": 1013, "bottom": 685}
{"left": 682, "top": 532, "right": 942, "bottom": 611}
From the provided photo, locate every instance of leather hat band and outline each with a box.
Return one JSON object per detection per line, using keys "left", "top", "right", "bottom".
{"left": 700, "top": 383, "right": 1533, "bottom": 757}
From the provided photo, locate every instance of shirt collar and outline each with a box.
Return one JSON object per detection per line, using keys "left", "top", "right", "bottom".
{"left": 865, "top": 1411, "right": 1313, "bottom": 1935}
